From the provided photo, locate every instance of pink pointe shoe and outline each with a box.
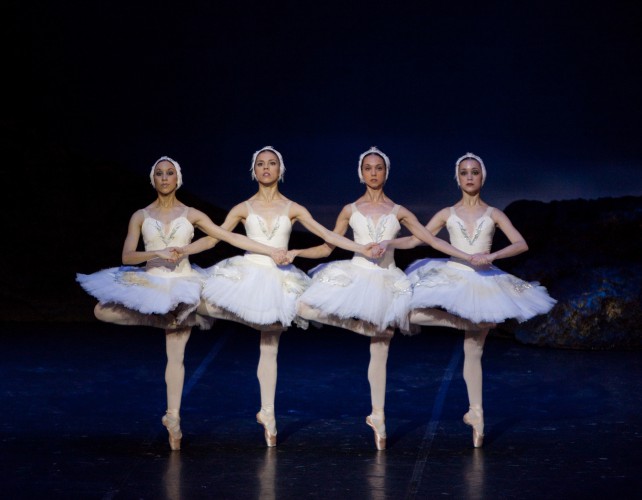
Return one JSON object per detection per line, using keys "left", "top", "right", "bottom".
{"left": 365, "top": 415, "right": 387, "bottom": 451}
{"left": 463, "top": 406, "right": 484, "bottom": 448}
{"left": 256, "top": 412, "right": 277, "bottom": 447}
{"left": 161, "top": 411, "right": 182, "bottom": 451}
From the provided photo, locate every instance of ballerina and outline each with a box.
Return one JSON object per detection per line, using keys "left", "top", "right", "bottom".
{"left": 291, "top": 147, "right": 475, "bottom": 450}
{"left": 384, "top": 152, "right": 556, "bottom": 448}
{"left": 178, "top": 146, "right": 377, "bottom": 447}
{"left": 76, "top": 156, "right": 286, "bottom": 451}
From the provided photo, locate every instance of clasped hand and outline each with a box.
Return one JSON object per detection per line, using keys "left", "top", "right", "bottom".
{"left": 365, "top": 242, "right": 386, "bottom": 259}
{"left": 156, "top": 247, "right": 183, "bottom": 263}
{"left": 470, "top": 253, "right": 492, "bottom": 266}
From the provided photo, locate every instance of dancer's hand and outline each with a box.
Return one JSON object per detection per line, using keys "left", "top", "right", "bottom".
{"left": 470, "top": 253, "right": 492, "bottom": 266}
{"left": 375, "top": 241, "right": 390, "bottom": 258}
{"left": 271, "top": 248, "right": 289, "bottom": 265}
{"left": 285, "top": 250, "right": 300, "bottom": 264}
{"left": 156, "top": 248, "right": 180, "bottom": 262}
{"left": 361, "top": 243, "right": 381, "bottom": 259}
{"left": 168, "top": 247, "right": 185, "bottom": 262}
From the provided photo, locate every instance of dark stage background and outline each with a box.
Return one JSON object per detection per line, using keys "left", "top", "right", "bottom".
{"left": 7, "top": 0, "right": 642, "bottom": 226}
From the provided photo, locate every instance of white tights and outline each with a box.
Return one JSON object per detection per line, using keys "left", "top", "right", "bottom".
{"left": 298, "top": 302, "right": 392, "bottom": 432}
{"left": 410, "top": 308, "right": 490, "bottom": 411}
{"left": 94, "top": 303, "right": 191, "bottom": 416}
{"left": 257, "top": 331, "right": 282, "bottom": 435}
{"left": 463, "top": 329, "right": 489, "bottom": 410}
{"left": 165, "top": 328, "right": 191, "bottom": 413}
{"left": 368, "top": 337, "right": 390, "bottom": 437}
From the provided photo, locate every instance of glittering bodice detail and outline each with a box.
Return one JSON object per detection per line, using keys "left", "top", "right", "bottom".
{"left": 446, "top": 206, "right": 495, "bottom": 253}
{"left": 350, "top": 204, "right": 401, "bottom": 245}
{"left": 244, "top": 201, "right": 292, "bottom": 249}
{"left": 141, "top": 208, "right": 195, "bottom": 251}
{"left": 350, "top": 203, "right": 401, "bottom": 268}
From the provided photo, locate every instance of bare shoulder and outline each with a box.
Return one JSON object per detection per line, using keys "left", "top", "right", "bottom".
{"left": 395, "top": 204, "right": 416, "bottom": 219}
{"left": 490, "top": 207, "right": 518, "bottom": 229}
{"left": 434, "top": 206, "right": 451, "bottom": 220}
{"left": 288, "top": 200, "right": 313, "bottom": 220}
{"left": 338, "top": 202, "right": 353, "bottom": 215}
{"left": 130, "top": 208, "right": 146, "bottom": 223}
{"left": 325, "top": 203, "right": 349, "bottom": 225}
{"left": 185, "top": 206, "right": 206, "bottom": 220}
{"left": 228, "top": 200, "right": 249, "bottom": 216}
{"left": 489, "top": 206, "right": 508, "bottom": 221}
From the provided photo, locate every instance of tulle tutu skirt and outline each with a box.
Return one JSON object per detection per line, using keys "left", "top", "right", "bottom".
{"left": 406, "top": 258, "right": 556, "bottom": 324}
{"left": 201, "top": 254, "right": 311, "bottom": 330}
{"left": 298, "top": 257, "right": 413, "bottom": 335}
{"left": 76, "top": 263, "right": 213, "bottom": 330}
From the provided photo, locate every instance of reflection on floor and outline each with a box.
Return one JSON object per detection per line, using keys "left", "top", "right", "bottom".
{"left": 1, "top": 322, "right": 640, "bottom": 499}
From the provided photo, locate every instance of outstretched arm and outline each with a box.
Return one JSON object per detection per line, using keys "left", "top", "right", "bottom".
{"left": 289, "top": 203, "right": 377, "bottom": 258}
{"left": 380, "top": 207, "right": 449, "bottom": 252}
{"left": 179, "top": 206, "right": 243, "bottom": 257}
{"left": 288, "top": 205, "right": 351, "bottom": 260}
{"left": 189, "top": 207, "right": 286, "bottom": 261}
{"left": 178, "top": 236, "right": 217, "bottom": 257}
{"left": 398, "top": 206, "right": 472, "bottom": 262}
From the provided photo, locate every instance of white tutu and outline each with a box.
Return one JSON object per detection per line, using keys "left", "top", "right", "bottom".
{"left": 77, "top": 208, "right": 216, "bottom": 330}
{"left": 76, "top": 263, "right": 213, "bottom": 329}
{"left": 201, "top": 254, "right": 311, "bottom": 330}
{"left": 298, "top": 203, "right": 412, "bottom": 336}
{"left": 300, "top": 257, "right": 412, "bottom": 335}
{"left": 406, "top": 258, "right": 557, "bottom": 324}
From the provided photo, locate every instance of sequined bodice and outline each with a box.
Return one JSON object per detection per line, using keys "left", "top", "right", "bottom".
{"left": 141, "top": 208, "right": 195, "bottom": 251}
{"left": 446, "top": 206, "right": 495, "bottom": 254}
{"left": 243, "top": 201, "right": 292, "bottom": 249}
{"left": 350, "top": 203, "right": 401, "bottom": 268}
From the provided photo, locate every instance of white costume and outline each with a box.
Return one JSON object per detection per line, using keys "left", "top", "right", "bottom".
{"left": 76, "top": 207, "right": 212, "bottom": 330}
{"left": 406, "top": 206, "right": 556, "bottom": 324}
{"left": 200, "top": 200, "right": 310, "bottom": 330}
{"left": 298, "top": 202, "right": 412, "bottom": 336}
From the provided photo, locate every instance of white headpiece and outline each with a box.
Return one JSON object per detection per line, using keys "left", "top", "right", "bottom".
{"left": 455, "top": 152, "right": 486, "bottom": 186}
{"left": 149, "top": 156, "right": 183, "bottom": 189}
{"left": 250, "top": 146, "right": 285, "bottom": 182}
{"left": 358, "top": 146, "right": 390, "bottom": 183}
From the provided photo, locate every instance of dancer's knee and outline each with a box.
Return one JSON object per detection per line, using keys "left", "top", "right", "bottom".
{"left": 260, "top": 331, "right": 281, "bottom": 356}
{"left": 463, "top": 330, "right": 487, "bottom": 358}
{"left": 165, "top": 329, "right": 190, "bottom": 363}
{"left": 297, "top": 302, "right": 317, "bottom": 321}
{"left": 94, "top": 303, "right": 105, "bottom": 321}
{"left": 369, "top": 337, "right": 390, "bottom": 360}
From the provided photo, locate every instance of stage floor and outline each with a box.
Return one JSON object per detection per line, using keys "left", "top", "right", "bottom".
{"left": 1, "top": 322, "right": 640, "bottom": 499}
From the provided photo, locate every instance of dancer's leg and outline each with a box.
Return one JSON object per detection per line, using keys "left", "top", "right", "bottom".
{"left": 256, "top": 331, "right": 282, "bottom": 445}
{"left": 198, "top": 302, "right": 283, "bottom": 332}
{"left": 462, "top": 328, "right": 489, "bottom": 447}
{"left": 365, "top": 337, "right": 390, "bottom": 449}
{"left": 94, "top": 303, "right": 141, "bottom": 325}
{"left": 411, "top": 308, "right": 495, "bottom": 331}
{"left": 162, "top": 327, "right": 191, "bottom": 450}
{"left": 299, "top": 302, "right": 393, "bottom": 337}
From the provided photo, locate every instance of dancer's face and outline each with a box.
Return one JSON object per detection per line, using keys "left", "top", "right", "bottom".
{"left": 254, "top": 151, "right": 281, "bottom": 185}
{"left": 457, "top": 159, "right": 483, "bottom": 194}
{"left": 361, "top": 154, "right": 387, "bottom": 188}
{"left": 153, "top": 160, "right": 179, "bottom": 194}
